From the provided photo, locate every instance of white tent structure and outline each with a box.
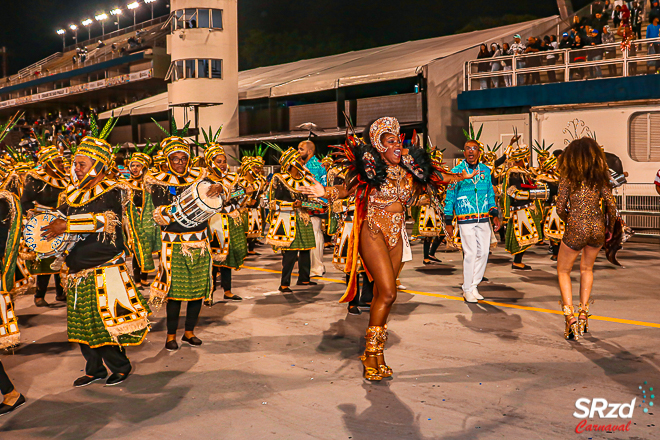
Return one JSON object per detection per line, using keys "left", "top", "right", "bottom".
{"left": 101, "top": 16, "right": 560, "bottom": 150}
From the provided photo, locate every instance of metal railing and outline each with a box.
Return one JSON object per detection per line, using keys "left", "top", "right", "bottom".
{"left": 613, "top": 183, "right": 660, "bottom": 237}
{"left": 16, "top": 52, "right": 63, "bottom": 80}
{"left": 465, "top": 36, "right": 660, "bottom": 91}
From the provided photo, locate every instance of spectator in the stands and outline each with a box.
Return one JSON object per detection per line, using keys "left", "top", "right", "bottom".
{"left": 601, "top": 25, "right": 618, "bottom": 77}
{"left": 652, "top": 1, "right": 660, "bottom": 23}
{"left": 570, "top": 35, "right": 587, "bottom": 80}
{"left": 511, "top": 34, "right": 526, "bottom": 85}
{"left": 589, "top": 29, "right": 604, "bottom": 78}
{"left": 559, "top": 32, "right": 573, "bottom": 49}
{"left": 620, "top": 3, "right": 630, "bottom": 26}
{"left": 490, "top": 43, "right": 503, "bottom": 88}
{"left": 501, "top": 42, "right": 513, "bottom": 87}
{"left": 612, "top": 5, "right": 622, "bottom": 28}
{"left": 618, "top": 25, "right": 638, "bottom": 75}
{"left": 544, "top": 35, "right": 558, "bottom": 83}
{"left": 524, "top": 36, "right": 542, "bottom": 84}
{"left": 647, "top": 17, "right": 660, "bottom": 74}
{"left": 591, "top": 12, "right": 608, "bottom": 32}
{"left": 630, "top": 2, "right": 644, "bottom": 39}
{"left": 476, "top": 43, "right": 491, "bottom": 89}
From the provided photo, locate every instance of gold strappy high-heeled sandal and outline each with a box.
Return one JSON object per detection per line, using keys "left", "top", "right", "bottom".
{"left": 578, "top": 303, "right": 590, "bottom": 336}
{"left": 561, "top": 303, "right": 579, "bottom": 341}
{"left": 361, "top": 326, "right": 383, "bottom": 381}
{"left": 376, "top": 325, "right": 392, "bottom": 378}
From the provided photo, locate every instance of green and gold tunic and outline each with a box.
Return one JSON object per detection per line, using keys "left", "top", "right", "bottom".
{"left": 265, "top": 173, "right": 316, "bottom": 251}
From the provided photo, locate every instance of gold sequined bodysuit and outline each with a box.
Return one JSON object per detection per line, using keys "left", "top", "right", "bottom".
{"left": 366, "top": 166, "right": 415, "bottom": 249}
{"left": 556, "top": 178, "right": 618, "bottom": 251}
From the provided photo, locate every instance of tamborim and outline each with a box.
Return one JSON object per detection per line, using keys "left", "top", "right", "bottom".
{"left": 23, "top": 212, "right": 71, "bottom": 258}
{"left": 171, "top": 181, "right": 224, "bottom": 228}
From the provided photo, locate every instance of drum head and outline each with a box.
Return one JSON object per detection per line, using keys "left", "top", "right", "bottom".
{"left": 197, "top": 181, "right": 223, "bottom": 209}
{"left": 24, "top": 213, "right": 70, "bottom": 256}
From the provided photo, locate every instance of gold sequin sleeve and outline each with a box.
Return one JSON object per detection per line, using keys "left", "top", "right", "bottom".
{"left": 556, "top": 177, "right": 570, "bottom": 222}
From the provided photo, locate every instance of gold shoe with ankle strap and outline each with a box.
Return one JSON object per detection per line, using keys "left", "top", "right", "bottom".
{"left": 578, "top": 303, "right": 590, "bottom": 336}
{"left": 361, "top": 326, "right": 383, "bottom": 381}
{"left": 561, "top": 303, "right": 579, "bottom": 341}
{"left": 376, "top": 325, "right": 392, "bottom": 378}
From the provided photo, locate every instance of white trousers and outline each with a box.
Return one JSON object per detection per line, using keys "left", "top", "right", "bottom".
{"left": 459, "top": 222, "right": 492, "bottom": 294}
{"left": 310, "top": 217, "right": 326, "bottom": 276}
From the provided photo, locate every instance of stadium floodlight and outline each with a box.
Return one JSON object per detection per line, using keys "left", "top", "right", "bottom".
{"left": 95, "top": 13, "right": 109, "bottom": 36}
{"left": 111, "top": 8, "right": 123, "bottom": 30}
{"left": 81, "top": 18, "right": 93, "bottom": 40}
{"left": 145, "top": 0, "right": 156, "bottom": 20}
{"left": 56, "top": 29, "right": 66, "bottom": 52}
{"left": 127, "top": 2, "right": 140, "bottom": 27}
{"left": 69, "top": 24, "right": 78, "bottom": 44}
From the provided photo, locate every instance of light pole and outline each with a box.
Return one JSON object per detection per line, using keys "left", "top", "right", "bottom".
{"left": 56, "top": 29, "right": 66, "bottom": 52}
{"left": 145, "top": 0, "right": 156, "bottom": 20}
{"left": 82, "top": 19, "right": 93, "bottom": 40}
{"left": 95, "top": 13, "right": 108, "bottom": 37}
{"left": 127, "top": 2, "right": 140, "bottom": 27}
{"left": 69, "top": 24, "right": 78, "bottom": 47}
{"left": 111, "top": 8, "right": 123, "bottom": 31}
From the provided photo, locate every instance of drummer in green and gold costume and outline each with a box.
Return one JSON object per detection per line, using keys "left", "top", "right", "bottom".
{"left": 502, "top": 143, "right": 549, "bottom": 270}
{"left": 125, "top": 142, "right": 158, "bottom": 288}
{"left": 266, "top": 146, "right": 317, "bottom": 293}
{"left": 144, "top": 120, "right": 227, "bottom": 352}
{"left": 20, "top": 135, "right": 68, "bottom": 307}
{"left": 42, "top": 117, "right": 153, "bottom": 387}
{"left": 239, "top": 146, "right": 269, "bottom": 256}
{"left": 201, "top": 128, "right": 247, "bottom": 301}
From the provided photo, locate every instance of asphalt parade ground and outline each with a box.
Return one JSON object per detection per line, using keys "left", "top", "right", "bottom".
{"left": 1, "top": 240, "right": 658, "bottom": 439}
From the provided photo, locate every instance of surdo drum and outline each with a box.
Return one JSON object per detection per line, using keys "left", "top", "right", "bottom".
{"left": 170, "top": 181, "right": 225, "bottom": 228}
{"left": 23, "top": 212, "right": 71, "bottom": 258}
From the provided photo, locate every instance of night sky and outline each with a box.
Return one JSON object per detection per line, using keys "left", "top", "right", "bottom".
{"left": 1, "top": 1, "right": 588, "bottom": 76}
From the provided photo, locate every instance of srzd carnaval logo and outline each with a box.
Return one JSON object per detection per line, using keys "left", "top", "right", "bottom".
{"left": 573, "top": 398, "right": 635, "bottom": 433}
{"left": 572, "top": 381, "right": 655, "bottom": 434}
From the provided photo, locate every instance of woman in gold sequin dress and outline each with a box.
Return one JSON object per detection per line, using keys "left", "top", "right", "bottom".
{"left": 555, "top": 138, "right": 618, "bottom": 341}
{"left": 301, "top": 117, "right": 473, "bottom": 380}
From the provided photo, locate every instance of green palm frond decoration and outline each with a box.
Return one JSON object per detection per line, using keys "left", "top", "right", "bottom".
{"left": 0, "top": 111, "right": 24, "bottom": 144}
{"left": 532, "top": 139, "right": 554, "bottom": 154}
{"left": 152, "top": 118, "right": 170, "bottom": 136}
{"left": 487, "top": 141, "right": 503, "bottom": 153}
{"left": 143, "top": 139, "right": 158, "bottom": 155}
{"left": 463, "top": 123, "right": 483, "bottom": 141}
{"left": 99, "top": 117, "right": 119, "bottom": 140}
{"left": 264, "top": 142, "right": 283, "bottom": 154}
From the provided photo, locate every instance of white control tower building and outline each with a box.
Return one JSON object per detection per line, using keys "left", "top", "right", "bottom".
{"left": 167, "top": 0, "right": 238, "bottom": 157}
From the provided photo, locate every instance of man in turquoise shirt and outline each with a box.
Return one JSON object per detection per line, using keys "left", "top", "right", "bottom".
{"left": 444, "top": 140, "right": 501, "bottom": 303}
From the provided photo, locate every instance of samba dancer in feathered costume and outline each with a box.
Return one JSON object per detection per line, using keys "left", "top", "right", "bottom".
{"left": 41, "top": 115, "right": 153, "bottom": 387}
{"left": 300, "top": 117, "right": 474, "bottom": 381}
{"left": 20, "top": 129, "right": 68, "bottom": 307}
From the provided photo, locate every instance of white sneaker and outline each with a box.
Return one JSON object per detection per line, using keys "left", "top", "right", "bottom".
{"left": 472, "top": 288, "right": 484, "bottom": 300}
{"left": 463, "top": 290, "right": 478, "bottom": 303}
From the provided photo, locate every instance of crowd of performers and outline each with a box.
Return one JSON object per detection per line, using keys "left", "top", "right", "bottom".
{"left": 0, "top": 111, "right": 631, "bottom": 414}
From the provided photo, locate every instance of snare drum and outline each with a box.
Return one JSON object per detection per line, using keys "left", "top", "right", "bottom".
{"left": 170, "top": 181, "right": 224, "bottom": 228}
{"left": 23, "top": 212, "right": 71, "bottom": 259}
